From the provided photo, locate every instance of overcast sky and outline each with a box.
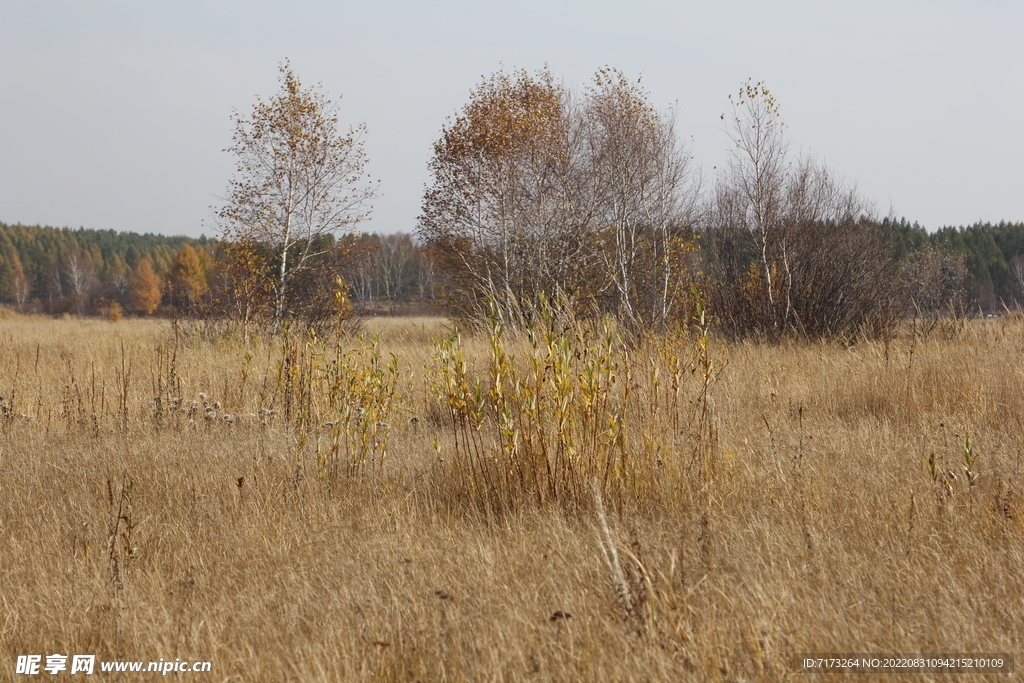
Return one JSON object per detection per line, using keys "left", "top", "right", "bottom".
{"left": 1, "top": 1, "right": 1021, "bottom": 239}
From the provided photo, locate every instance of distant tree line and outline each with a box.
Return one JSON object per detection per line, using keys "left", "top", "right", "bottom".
{"left": 0, "top": 222, "right": 438, "bottom": 320}
{"left": 345, "top": 233, "right": 441, "bottom": 315}
{"left": 0, "top": 222, "right": 212, "bottom": 317}
{"left": 3, "top": 217, "right": 1022, "bottom": 326}
{"left": 888, "top": 218, "right": 1024, "bottom": 310}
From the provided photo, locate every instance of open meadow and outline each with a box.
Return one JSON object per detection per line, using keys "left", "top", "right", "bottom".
{"left": 1, "top": 310, "right": 1022, "bottom": 681}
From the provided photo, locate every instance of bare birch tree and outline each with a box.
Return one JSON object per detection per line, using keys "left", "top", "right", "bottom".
{"left": 63, "top": 249, "right": 98, "bottom": 314}
{"left": 109, "top": 255, "right": 131, "bottom": 304}
{"left": 217, "top": 63, "right": 375, "bottom": 331}
{"left": 717, "top": 81, "right": 789, "bottom": 331}
{"left": 375, "top": 233, "right": 417, "bottom": 314}
{"left": 584, "top": 69, "right": 697, "bottom": 332}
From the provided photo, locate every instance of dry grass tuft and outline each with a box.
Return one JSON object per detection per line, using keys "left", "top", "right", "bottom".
{"left": 1, "top": 314, "right": 1021, "bottom": 681}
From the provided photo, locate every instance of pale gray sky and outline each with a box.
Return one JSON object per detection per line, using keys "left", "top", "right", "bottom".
{"left": 1, "top": 1, "right": 1021, "bottom": 238}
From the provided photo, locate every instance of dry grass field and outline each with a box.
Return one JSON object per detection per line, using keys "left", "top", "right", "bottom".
{"left": 1, "top": 309, "right": 1022, "bottom": 681}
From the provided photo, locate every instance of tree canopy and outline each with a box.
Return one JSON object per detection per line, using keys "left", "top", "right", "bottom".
{"left": 216, "top": 62, "right": 376, "bottom": 331}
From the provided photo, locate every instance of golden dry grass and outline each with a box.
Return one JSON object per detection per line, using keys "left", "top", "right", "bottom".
{"left": 1, "top": 310, "right": 1021, "bottom": 681}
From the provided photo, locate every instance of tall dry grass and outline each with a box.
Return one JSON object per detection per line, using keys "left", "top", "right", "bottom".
{"left": 0, "top": 308, "right": 1021, "bottom": 681}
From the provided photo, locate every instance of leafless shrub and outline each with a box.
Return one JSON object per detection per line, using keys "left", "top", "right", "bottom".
{"left": 702, "top": 82, "right": 898, "bottom": 340}
{"left": 896, "top": 245, "right": 972, "bottom": 334}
